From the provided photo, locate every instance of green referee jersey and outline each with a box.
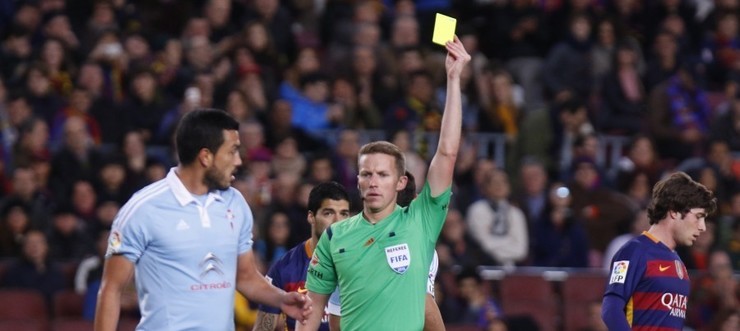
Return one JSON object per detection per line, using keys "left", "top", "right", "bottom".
{"left": 306, "top": 183, "right": 451, "bottom": 331}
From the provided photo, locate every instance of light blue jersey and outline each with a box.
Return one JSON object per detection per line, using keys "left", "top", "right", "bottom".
{"left": 107, "top": 168, "right": 253, "bottom": 331}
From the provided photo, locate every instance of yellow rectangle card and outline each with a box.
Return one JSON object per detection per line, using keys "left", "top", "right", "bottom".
{"left": 432, "top": 13, "right": 457, "bottom": 46}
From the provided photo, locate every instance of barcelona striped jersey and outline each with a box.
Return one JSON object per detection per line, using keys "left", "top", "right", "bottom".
{"left": 604, "top": 232, "right": 690, "bottom": 330}
{"left": 258, "top": 240, "right": 329, "bottom": 331}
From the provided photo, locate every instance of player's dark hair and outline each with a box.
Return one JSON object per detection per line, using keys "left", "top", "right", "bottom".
{"left": 647, "top": 172, "right": 717, "bottom": 225}
{"left": 175, "top": 109, "right": 239, "bottom": 165}
{"left": 307, "top": 181, "right": 350, "bottom": 215}
{"left": 397, "top": 171, "right": 416, "bottom": 207}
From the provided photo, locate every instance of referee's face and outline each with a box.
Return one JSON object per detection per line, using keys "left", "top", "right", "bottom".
{"left": 358, "top": 153, "right": 406, "bottom": 214}
{"left": 205, "top": 129, "right": 242, "bottom": 190}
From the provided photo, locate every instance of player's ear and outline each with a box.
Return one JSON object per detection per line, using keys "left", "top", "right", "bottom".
{"left": 307, "top": 211, "right": 315, "bottom": 225}
{"left": 671, "top": 210, "right": 681, "bottom": 220}
{"left": 198, "top": 148, "right": 212, "bottom": 167}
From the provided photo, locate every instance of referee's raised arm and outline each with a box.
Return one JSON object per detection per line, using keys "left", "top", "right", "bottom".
{"left": 427, "top": 36, "right": 471, "bottom": 197}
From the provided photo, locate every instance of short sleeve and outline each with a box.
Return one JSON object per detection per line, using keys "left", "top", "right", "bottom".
{"left": 106, "top": 207, "right": 149, "bottom": 263}
{"left": 326, "top": 287, "right": 341, "bottom": 316}
{"left": 236, "top": 195, "right": 254, "bottom": 254}
{"left": 604, "top": 243, "right": 645, "bottom": 302}
{"left": 409, "top": 182, "right": 452, "bottom": 241}
{"left": 427, "top": 250, "right": 439, "bottom": 295}
{"left": 305, "top": 232, "right": 337, "bottom": 295}
{"left": 258, "top": 263, "right": 283, "bottom": 314}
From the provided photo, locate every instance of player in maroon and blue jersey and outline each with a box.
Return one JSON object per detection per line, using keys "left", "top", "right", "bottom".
{"left": 254, "top": 182, "right": 351, "bottom": 331}
{"left": 602, "top": 172, "right": 716, "bottom": 330}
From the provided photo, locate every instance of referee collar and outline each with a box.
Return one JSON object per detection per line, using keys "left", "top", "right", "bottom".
{"left": 166, "top": 167, "right": 224, "bottom": 207}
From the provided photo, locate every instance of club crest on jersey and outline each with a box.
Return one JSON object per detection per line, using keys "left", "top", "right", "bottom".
{"left": 610, "top": 260, "right": 629, "bottom": 284}
{"left": 675, "top": 260, "right": 684, "bottom": 279}
{"left": 385, "top": 243, "right": 411, "bottom": 274}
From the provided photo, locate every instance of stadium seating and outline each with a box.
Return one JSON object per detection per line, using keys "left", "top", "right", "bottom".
{"left": 561, "top": 273, "right": 608, "bottom": 331}
{"left": 0, "top": 289, "right": 49, "bottom": 331}
{"left": 53, "top": 290, "right": 84, "bottom": 318}
{"left": 0, "top": 320, "right": 48, "bottom": 331}
{"left": 499, "top": 274, "right": 558, "bottom": 331}
{"left": 51, "top": 319, "right": 93, "bottom": 331}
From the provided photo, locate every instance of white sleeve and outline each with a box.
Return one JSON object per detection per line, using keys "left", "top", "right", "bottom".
{"left": 326, "top": 286, "right": 341, "bottom": 316}
{"left": 427, "top": 250, "right": 438, "bottom": 296}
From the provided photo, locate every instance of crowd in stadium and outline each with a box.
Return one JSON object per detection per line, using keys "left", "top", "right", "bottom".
{"left": 1, "top": 0, "right": 740, "bottom": 330}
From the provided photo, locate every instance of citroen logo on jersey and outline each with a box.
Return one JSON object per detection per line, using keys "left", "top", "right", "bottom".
{"left": 199, "top": 252, "right": 224, "bottom": 278}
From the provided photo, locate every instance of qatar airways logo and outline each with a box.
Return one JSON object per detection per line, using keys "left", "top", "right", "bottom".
{"left": 661, "top": 293, "right": 687, "bottom": 318}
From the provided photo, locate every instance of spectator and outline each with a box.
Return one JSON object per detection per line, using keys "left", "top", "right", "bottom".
{"left": 456, "top": 268, "right": 503, "bottom": 330}
{"left": 648, "top": 61, "right": 712, "bottom": 162}
{"left": 2, "top": 166, "right": 54, "bottom": 231}
{"left": 0, "top": 230, "right": 65, "bottom": 308}
{"left": 513, "top": 157, "right": 550, "bottom": 227}
{"left": 0, "top": 199, "right": 32, "bottom": 258}
{"left": 24, "top": 63, "right": 65, "bottom": 124}
{"left": 121, "top": 68, "right": 171, "bottom": 143}
{"left": 384, "top": 70, "right": 441, "bottom": 136}
{"left": 466, "top": 168, "right": 529, "bottom": 267}
{"left": 687, "top": 250, "right": 740, "bottom": 329}
{"left": 436, "top": 208, "right": 492, "bottom": 269}
{"left": 568, "top": 156, "right": 637, "bottom": 267}
{"left": 49, "top": 116, "right": 104, "bottom": 201}
{"left": 477, "top": 68, "right": 523, "bottom": 140}
{"left": 253, "top": 211, "right": 291, "bottom": 269}
{"left": 599, "top": 40, "right": 648, "bottom": 136}
{"left": 644, "top": 30, "right": 681, "bottom": 92}
{"left": 282, "top": 71, "right": 337, "bottom": 133}
{"left": 46, "top": 204, "right": 94, "bottom": 260}
{"left": 542, "top": 14, "right": 593, "bottom": 103}
{"left": 532, "top": 182, "right": 589, "bottom": 268}
{"left": 611, "top": 135, "right": 665, "bottom": 196}
{"left": 13, "top": 116, "right": 50, "bottom": 170}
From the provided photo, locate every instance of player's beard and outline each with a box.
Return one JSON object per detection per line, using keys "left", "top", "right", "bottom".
{"left": 204, "top": 166, "right": 231, "bottom": 191}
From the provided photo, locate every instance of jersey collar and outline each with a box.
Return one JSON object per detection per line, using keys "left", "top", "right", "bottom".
{"left": 304, "top": 240, "right": 314, "bottom": 259}
{"left": 166, "top": 167, "right": 224, "bottom": 207}
{"left": 643, "top": 231, "right": 660, "bottom": 243}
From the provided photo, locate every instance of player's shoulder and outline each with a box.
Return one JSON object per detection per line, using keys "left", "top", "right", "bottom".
{"left": 119, "top": 180, "right": 171, "bottom": 217}
{"left": 275, "top": 242, "right": 309, "bottom": 266}
{"left": 613, "top": 235, "right": 651, "bottom": 259}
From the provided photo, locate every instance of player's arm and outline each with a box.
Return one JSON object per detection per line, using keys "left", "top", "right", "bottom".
{"left": 94, "top": 255, "right": 135, "bottom": 331}
{"left": 427, "top": 35, "right": 470, "bottom": 197}
{"left": 329, "top": 314, "right": 340, "bottom": 331}
{"left": 601, "top": 295, "right": 630, "bottom": 330}
{"left": 252, "top": 311, "right": 281, "bottom": 331}
{"left": 423, "top": 293, "right": 445, "bottom": 331}
{"left": 236, "top": 250, "right": 312, "bottom": 324}
{"left": 295, "top": 291, "right": 329, "bottom": 331}
{"left": 601, "top": 247, "right": 644, "bottom": 331}
{"left": 327, "top": 288, "right": 341, "bottom": 331}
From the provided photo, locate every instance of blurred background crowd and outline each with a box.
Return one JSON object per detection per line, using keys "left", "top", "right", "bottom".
{"left": 1, "top": 0, "right": 740, "bottom": 330}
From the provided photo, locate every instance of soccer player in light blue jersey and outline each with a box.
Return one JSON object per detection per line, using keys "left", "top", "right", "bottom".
{"left": 95, "top": 109, "right": 312, "bottom": 331}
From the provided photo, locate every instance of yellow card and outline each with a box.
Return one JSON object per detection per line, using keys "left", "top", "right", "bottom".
{"left": 432, "top": 13, "right": 456, "bottom": 46}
